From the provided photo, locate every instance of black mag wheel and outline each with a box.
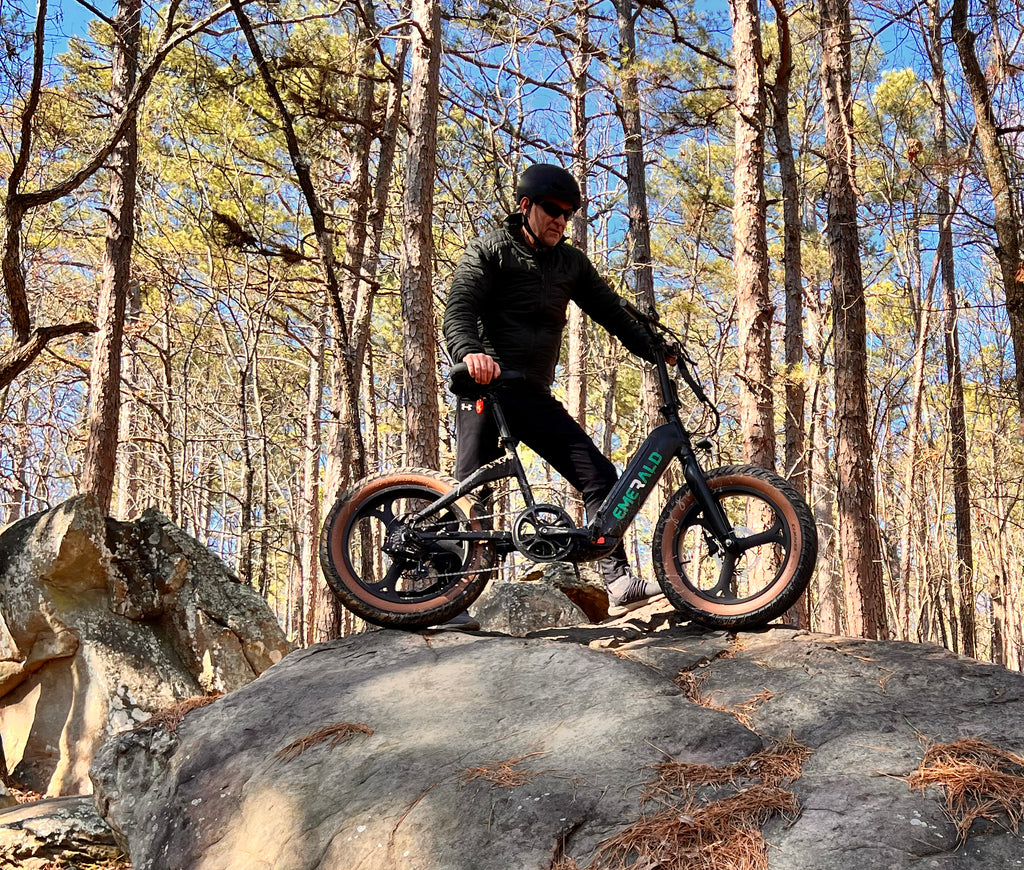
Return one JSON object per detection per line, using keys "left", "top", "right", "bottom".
{"left": 319, "top": 469, "right": 495, "bottom": 629}
{"left": 653, "top": 464, "right": 818, "bottom": 629}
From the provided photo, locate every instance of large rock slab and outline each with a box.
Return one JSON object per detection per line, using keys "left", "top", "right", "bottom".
{"left": 92, "top": 621, "right": 1024, "bottom": 869}
{"left": 92, "top": 629, "right": 760, "bottom": 869}
{"left": 0, "top": 497, "right": 293, "bottom": 796}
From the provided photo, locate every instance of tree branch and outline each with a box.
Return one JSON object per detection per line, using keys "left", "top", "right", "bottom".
{"left": 0, "top": 322, "right": 97, "bottom": 392}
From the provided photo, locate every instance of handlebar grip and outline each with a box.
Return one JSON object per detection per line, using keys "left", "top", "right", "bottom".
{"left": 448, "top": 363, "right": 525, "bottom": 398}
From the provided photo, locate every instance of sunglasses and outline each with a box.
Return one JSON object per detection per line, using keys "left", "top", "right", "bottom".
{"left": 535, "top": 200, "right": 574, "bottom": 220}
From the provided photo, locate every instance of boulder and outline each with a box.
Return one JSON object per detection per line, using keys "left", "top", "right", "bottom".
{"left": 92, "top": 623, "right": 1024, "bottom": 870}
{"left": 467, "top": 562, "right": 610, "bottom": 634}
{"left": 0, "top": 497, "right": 293, "bottom": 796}
{"left": 92, "top": 628, "right": 760, "bottom": 869}
{"left": 534, "top": 562, "right": 609, "bottom": 624}
{"left": 470, "top": 577, "right": 589, "bottom": 634}
{"left": 0, "top": 795, "right": 123, "bottom": 869}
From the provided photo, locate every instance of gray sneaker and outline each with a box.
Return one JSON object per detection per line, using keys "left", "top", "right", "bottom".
{"left": 606, "top": 572, "right": 665, "bottom": 617}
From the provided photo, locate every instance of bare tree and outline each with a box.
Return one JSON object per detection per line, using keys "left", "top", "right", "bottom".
{"left": 229, "top": 0, "right": 367, "bottom": 633}
{"left": 819, "top": 0, "right": 888, "bottom": 639}
{"left": 1, "top": 0, "right": 233, "bottom": 391}
{"left": 951, "top": 0, "right": 1024, "bottom": 418}
{"left": 400, "top": 0, "right": 442, "bottom": 468}
{"left": 566, "top": 0, "right": 592, "bottom": 524}
{"left": 730, "top": 0, "right": 775, "bottom": 471}
{"left": 769, "top": 0, "right": 806, "bottom": 492}
{"left": 923, "top": 0, "right": 975, "bottom": 657}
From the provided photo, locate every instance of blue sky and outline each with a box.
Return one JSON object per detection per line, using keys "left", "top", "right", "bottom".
{"left": 48, "top": 0, "right": 110, "bottom": 55}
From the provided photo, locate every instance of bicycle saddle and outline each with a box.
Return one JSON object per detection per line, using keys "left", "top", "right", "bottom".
{"left": 448, "top": 363, "right": 525, "bottom": 398}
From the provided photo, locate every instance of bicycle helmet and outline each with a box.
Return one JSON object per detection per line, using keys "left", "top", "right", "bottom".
{"left": 515, "top": 164, "right": 582, "bottom": 210}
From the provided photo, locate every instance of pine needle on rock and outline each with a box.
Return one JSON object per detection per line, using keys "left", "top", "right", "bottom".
{"left": 646, "top": 736, "right": 812, "bottom": 798}
{"left": 276, "top": 722, "right": 374, "bottom": 762}
{"left": 907, "top": 737, "right": 1024, "bottom": 841}
{"left": 594, "top": 786, "right": 799, "bottom": 870}
{"left": 138, "top": 695, "right": 221, "bottom": 733}
{"left": 461, "top": 749, "right": 550, "bottom": 788}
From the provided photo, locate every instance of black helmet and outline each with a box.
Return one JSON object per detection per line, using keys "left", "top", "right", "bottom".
{"left": 515, "top": 164, "right": 582, "bottom": 211}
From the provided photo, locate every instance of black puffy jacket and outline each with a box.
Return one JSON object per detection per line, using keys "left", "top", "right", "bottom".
{"left": 443, "top": 213, "right": 656, "bottom": 388}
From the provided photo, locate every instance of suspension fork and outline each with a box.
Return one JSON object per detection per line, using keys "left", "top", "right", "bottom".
{"left": 676, "top": 444, "right": 738, "bottom": 550}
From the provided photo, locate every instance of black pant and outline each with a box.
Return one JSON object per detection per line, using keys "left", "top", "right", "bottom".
{"left": 454, "top": 382, "right": 629, "bottom": 579}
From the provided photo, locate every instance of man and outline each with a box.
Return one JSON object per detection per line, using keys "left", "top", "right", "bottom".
{"left": 442, "top": 163, "right": 665, "bottom": 619}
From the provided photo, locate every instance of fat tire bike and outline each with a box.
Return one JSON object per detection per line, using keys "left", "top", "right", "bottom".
{"left": 320, "top": 303, "right": 818, "bottom": 631}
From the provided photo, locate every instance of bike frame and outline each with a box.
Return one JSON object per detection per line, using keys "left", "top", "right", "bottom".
{"left": 413, "top": 331, "right": 738, "bottom": 561}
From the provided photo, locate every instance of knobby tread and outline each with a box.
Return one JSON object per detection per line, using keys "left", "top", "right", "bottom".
{"left": 319, "top": 468, "right": 495, "bottom": 629}
{"left": 653, "top": 464, "right": 817, "bottom": 629}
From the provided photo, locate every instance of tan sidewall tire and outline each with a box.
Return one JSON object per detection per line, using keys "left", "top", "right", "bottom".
{"left": 654, "top": 465, "right": 816, "bottom": 627}
{"left": 320, "top": 469, "right": 493, "bottom": 625}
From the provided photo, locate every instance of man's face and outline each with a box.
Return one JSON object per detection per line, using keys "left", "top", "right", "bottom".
{"left": 520, "top": 197, "right": 573, "bottom": 247}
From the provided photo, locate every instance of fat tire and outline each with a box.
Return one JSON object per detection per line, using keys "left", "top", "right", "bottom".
{"left": 653, "top": 464, "right": 817, "bottom": 629}
{"left": 319, "top": 468, "right": 495, "bottom": 629}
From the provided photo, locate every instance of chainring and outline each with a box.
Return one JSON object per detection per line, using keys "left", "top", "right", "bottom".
{"left": 512, "top": 504, "right": 577, "bottom": 562}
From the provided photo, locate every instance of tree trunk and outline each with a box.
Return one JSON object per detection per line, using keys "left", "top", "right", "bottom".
{"left": 115, "top": 281, "right": 143, "bottom": 519}
{"left": 730, "top": 0, "right": 775, "bottom": 471}
{"left": 807, "top": 283, "right": 840, "bottom": 633}
{"left": 352, "top": 28, "right": 408, "bottom": 387}
{"left": 951, "top": 0, "right": 1024, "bottom": 418}
{"left": 324, "top": 0, "right": 377, "bottom": 528}
{"left": 80, "top": 0, "right": 141, "bottom": 514}
{"left": 769, "top": 0, "right": 806, "bottom": 493}
{"left": 898, "top": 302, "right": 930, "bottom": 636}
{"left": 927, "top": 0, "right": 976, "bottom": 658}
{"left": 613, "top": 0, "right": 655, "bottom": 313}
{"left": 238, "top": 360, "right": 255, "bottom": 586}
{"left": 327, "top": 0, "right": 378, "bottom": 493}
{"left": 566, "top": 0, "right": 591, "bottom": 524}
{"left": 300, "top": 310, "right": 327, "bottom": 646}
{"left": 400, "top": 0, "right": 442, "bottom": 469}
{"left": 819, "top": 0, "right": 888, "bottom": 639}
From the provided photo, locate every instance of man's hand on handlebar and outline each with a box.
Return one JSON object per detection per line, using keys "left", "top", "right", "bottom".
{"left": 463, "top": 352, "right": 501, "bottom": 384}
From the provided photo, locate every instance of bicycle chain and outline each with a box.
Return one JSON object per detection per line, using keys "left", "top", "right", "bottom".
{"left": 396, "top": 509, "right": 520, "bottom": 584}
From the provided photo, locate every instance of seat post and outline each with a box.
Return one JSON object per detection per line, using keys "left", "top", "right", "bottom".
{"left": 486, "top": 394, "right": 536, "bottom": 509}
{"left": 488, "top": 395, "right": 516, "bottom": 447}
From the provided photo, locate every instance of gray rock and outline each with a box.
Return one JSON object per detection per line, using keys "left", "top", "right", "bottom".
{"left": 0, "top": 795, "right": 122, "bottom": 869}
{"left": 0, "top": 497, "right": 293, "bottom": 796}
{"left": 535, "top": 562, "right": 609, "bottom": 623}
{"left": 92, "top": 623, "right": 1024, "bottom": 870}
{"left": 471, "top": 578, "right": 589, "bottom": 634}
{"left": 92, "top": 629, "right": 760, "bottom": 870}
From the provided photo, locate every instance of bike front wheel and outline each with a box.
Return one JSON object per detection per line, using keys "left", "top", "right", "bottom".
{"left": 319, "top": 469, "right": 495, "bottom": 629}
{"left": 653, "top": 464, "right": 817, "bottom": 629}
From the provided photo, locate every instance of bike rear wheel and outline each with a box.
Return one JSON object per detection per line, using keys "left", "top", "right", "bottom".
{"left": 653, "top": 464, "right": 817, "bottom": 629}
{"left": 319, "top": 469, "right": 495, "bottom": 629}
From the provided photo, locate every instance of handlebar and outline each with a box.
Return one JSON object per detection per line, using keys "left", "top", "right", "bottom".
{"left": 620, "top": 298, "right": 720, "bottom": 438}
{"left": 448, "top": 363, "right": 525, "bottom": 398}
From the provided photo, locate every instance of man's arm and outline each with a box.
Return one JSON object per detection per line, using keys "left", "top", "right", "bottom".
{"left": 573, "top": 257, "right": 659, "bottom": 363}
{"left": 443, "top": 238, "right": 501, "bottom": 383}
